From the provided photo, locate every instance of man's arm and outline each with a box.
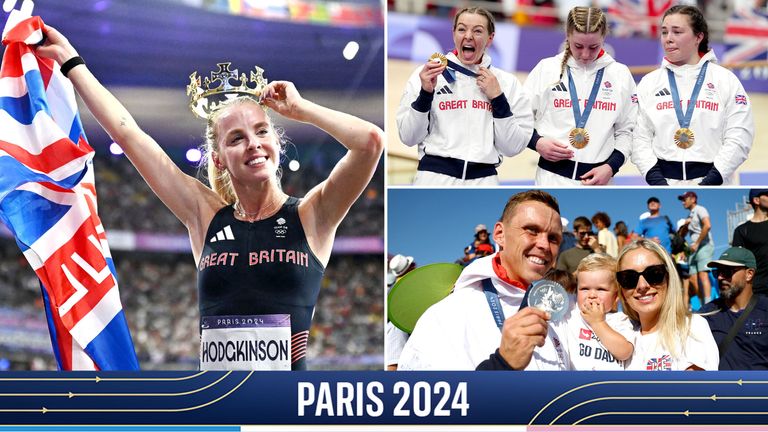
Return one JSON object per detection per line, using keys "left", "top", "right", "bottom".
{"left": 691, "top": 212, "right": 712, "bottom": 252}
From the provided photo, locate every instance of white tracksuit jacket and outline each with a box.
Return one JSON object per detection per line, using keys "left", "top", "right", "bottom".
{"left": 396, "top": 52, "right": 534, "bottom": 171}
{"left": 397, "top": 255, "right": 570, "bottom": 371}
{"left": 631, "top": 50, "right": 754, "bottom": 184}
{"left": 523, "top": 51, "right": 637, "bottom": 185}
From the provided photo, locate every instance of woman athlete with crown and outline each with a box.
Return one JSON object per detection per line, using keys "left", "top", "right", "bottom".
{"left": 35, "top": 25, "right": 383, "bottom": 370}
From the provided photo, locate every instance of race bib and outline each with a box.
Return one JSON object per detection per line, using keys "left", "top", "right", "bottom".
{"left": 200, "top": 314, "right": 291, "bottom": 370}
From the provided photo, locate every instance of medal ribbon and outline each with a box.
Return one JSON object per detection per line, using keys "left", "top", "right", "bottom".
{"left": 667, "top": 61, "right": 709, "bottom": 129}
{"left": 566, "top": 66, "right": 605, "bottom": 129}
{"left": 442, "top": 58, "right": 479, "bottom": 83}
{"left": 482, "top": 278, "right": 505, "bottom": 330}
{"left": 482, "top": 278, "right": 533, "bottom": 331}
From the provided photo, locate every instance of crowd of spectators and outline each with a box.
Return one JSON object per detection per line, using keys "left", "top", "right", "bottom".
{"left": 310, "top": 255, "right": 384, "bottom": 369}
{"left": 94, "top": 154, "right": 383, "bottom": 237}
{"left": 0, "top": 243, "right": 383, "bottom": 370}
{"left": 0, "top": 152, "right": 384, "bottom": 370}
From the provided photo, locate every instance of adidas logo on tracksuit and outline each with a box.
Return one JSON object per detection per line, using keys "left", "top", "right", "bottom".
{"left": 209, "top": 225, "right": 235, "bottom": 242}
{"left": 551, "top": 82, "right": 567, "bottom": 92}
{"left": 436, "top": 85, "right": 453, "bottom": 95}
{"left": 655, "top": 88, "right": 671, "bottom": 96}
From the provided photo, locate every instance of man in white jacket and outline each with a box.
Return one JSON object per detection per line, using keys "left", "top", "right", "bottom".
{"left": 395, "top": 7, "right": 533, "bottom": 186}
{"left": 398, "top": 190, "right": 570, "bottom": 370}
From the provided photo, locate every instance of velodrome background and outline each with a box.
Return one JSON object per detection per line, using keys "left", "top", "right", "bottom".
{"left": 387, "top": 12, "right": 768, "bottom": 185}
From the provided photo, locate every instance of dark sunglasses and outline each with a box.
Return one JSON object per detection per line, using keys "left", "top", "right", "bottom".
{"left": 616, "top": 264, "right": 668, "bottom": 289}
{"left": 712, "top": 266, "right": 745, "bottom": 280}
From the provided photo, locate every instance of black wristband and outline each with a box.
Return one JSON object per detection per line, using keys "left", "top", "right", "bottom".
{"left": 605, "top": 149, "right": 626, "bottom": 175}
{"left": 527, "top": 129, "right": 542, "bottom": 151}
{"left": 475, "top": 349, "right": 516, "bottom": 370}
{"left": 411, "top": 88, "right": 434, "bottom": 113}
{"left": 490, "top": 93, "right": 512, "bottom": 118}
{"left": 60, "top": 56, "right": 85, "bottom": 77}
{"left": 699, "top": 166, "right": 723, "bottom": 186}
{"left": 645, "top": 163, "right": 669, "bottom": 186}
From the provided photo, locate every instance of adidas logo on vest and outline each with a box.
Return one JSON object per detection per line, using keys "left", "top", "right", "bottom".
{"left": 436, "top": 85, "right": 453, "bottom": 95}
{"left": 551, "top": 82, "right": 567, "bottom": 92}
{"left": 655, "top": 88, "right": 671, "bottom": 96}
{"left": 210, "top": 225, "right": 235, "bottom": 242}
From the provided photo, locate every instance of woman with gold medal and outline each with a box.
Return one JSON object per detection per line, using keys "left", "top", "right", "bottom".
{"left": 523, "top": 7, "right": 637, "bottom": 186}
{"left": 396, "top": 7, "right": 534, "bottom": 186}
{"left": 631, "top": 5, "right": 754, "bottom": 185}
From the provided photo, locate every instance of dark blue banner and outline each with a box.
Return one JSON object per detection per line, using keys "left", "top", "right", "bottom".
{"left": 0, "top": 371, "right": 767, "bottom": 427}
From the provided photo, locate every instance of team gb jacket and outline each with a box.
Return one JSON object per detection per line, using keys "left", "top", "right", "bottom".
{"left": 396, "top": 52, "right": 534, "bottom": 165}
{"left": 631, "top": 50, "right": 754, "bottom": 183}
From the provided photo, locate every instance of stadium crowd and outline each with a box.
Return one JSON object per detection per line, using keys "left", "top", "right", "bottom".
{"left": 0, "top": 154, "right": 383, "bottom": 370}
{"left": 95, "top": 155, "right": 384, "bottom": 237}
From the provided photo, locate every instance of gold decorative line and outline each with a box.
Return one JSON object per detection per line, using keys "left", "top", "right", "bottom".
{"left": 574, "top": 411, "right": 687, "bottom": 424}
{"left": 0, "top": 371, "right": 207, "bottom": 383}
{"left": 550, "top": 394, "right": 757, "bottom": 424}
{"left": 18, "top": 371, "right": 252, "bottom": 413}
{"left": 529, "top": 379, "right": 745, "bottom": 425}
{"left": 94, "top": 371, "right": 208, "bottom": 382}
{"left": 574, "top": 410, "right": 768, "bottom": 425}
{"left": 0, "top": 372, "right": 229, "bottom": 399}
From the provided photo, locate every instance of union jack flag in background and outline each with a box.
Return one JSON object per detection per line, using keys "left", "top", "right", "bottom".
{"left": 606, "top": 0, "right": 674, "bottom": 38}
{"left": 723, "top": 8, "right": 768, "bottom": 64}
{"left": 0, "top": 17, "right": 138, "bottom": 370}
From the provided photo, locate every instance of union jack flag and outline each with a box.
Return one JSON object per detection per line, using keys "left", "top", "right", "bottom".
{"left": 735, "top": 94, "right": 748, "bottom": 105}
{"left": 646, "top": 354, "right": 672, "bottom": 371}
{"left": 723, "top": 8, "right": 768, "bottom": 64}
{"left": 631, "top": 93, "right": 638, "bottom": 103}
{"left": 606, "top": 0, "right": 674, "bottom": 38}
{"left": 0, "top": 17, "right": 138, "bottom": 370}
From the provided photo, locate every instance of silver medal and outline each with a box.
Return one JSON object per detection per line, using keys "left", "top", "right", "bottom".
{"left": 527, "top": 280, "right": 569, "bottom": 322}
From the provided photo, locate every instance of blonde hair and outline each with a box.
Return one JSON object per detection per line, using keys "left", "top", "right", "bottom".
{"left": 617, "top": 239, "right": 690, "bottom": 358}
{"left": 559, "top": 7, "right": 608, "bottom": 79}
{"left": 201, "top": 97, "right": 285, "bottom": 204}
{"left": 576, "top": 253, "right": 618, "bottom": 288}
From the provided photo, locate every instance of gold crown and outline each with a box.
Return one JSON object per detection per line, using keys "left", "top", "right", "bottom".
{"left": 187, "top": 62, "right": 268, "bottom": 119}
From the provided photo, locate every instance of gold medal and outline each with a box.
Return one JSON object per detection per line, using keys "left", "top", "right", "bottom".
{"left": 568, "top": 128, "right": 590, "bottom": 149}
{"left": 429, "top": 52, "right": 448, "bottom": 68}
{"left": 674, "top": 128, "right": 695, "bottom": 149}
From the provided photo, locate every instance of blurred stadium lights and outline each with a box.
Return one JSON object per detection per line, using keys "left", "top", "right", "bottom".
{"left": 185, "top": 148, "right": 203, "bottom": 163}
{"left": 343, "top": 40, "right": 360, "bottom": 60}
{"left": 288, "top": 159, "right": 301, "bottom": 171}
{"left": 166, "top": 0, "right": 384, "bottom": 28}
{"left": 109, "top": 142, "right": 124, "bottom": 155}
{"left": 92, "top": 0, "right": 110, "bottom": 12}
{"left": 0, "top": 0, "right": 384, "bottom": 164}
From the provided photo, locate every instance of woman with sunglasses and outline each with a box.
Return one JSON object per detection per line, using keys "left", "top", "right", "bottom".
{"left": 616, "top": 239, "right": 718, "bottom": 370}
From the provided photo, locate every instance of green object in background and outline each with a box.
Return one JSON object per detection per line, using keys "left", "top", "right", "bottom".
{"left": 387, "top": 263, "right": 464, "bottom": 334}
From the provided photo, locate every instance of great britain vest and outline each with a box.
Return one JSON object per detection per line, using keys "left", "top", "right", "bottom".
{"left": 197, "top": 197, "right": 324, "bottom": 370}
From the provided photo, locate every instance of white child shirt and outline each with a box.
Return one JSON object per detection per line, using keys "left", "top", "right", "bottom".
{"left": 564, "top": 310, "right": 636, "bottom": 370}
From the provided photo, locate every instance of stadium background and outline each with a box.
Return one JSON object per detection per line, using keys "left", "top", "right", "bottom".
{"left": 0, "top": 0, "right": 384, "bottom": 370}
{"left": 387, "top": 0, "right": 768, "bottom": 185}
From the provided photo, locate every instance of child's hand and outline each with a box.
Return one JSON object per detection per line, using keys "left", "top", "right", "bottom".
{"left": 580, "top": 300, "right": 606, "bottom": 327}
